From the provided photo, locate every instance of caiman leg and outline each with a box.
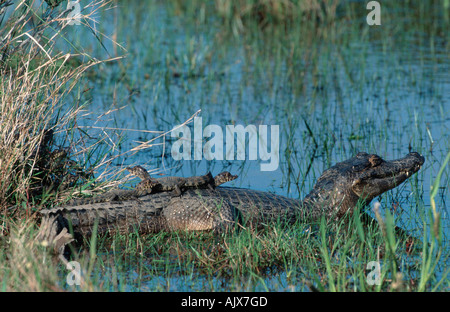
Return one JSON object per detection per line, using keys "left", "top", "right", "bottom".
{"left": 171, "top": 185, "right": 183, "bottom": 197}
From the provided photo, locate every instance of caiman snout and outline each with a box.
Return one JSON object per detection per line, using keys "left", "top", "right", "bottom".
{"left": 395, "top": 152, "right": 425, "bottom": 175}
{"left": 407, "top": 152, "right": 425, "bottom": 166}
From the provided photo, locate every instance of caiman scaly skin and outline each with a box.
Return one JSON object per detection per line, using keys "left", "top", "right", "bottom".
{"left": 40, "top": 152, "right": 425, "bottom": 237}
{"left": 128, "top": 166, "right": 215, "bottom": 196}
{"left": 65, "top": 170, "right": 237, "bottom": 205}
{"left": 127, "top": 166, "right": 238, "bottom": 196}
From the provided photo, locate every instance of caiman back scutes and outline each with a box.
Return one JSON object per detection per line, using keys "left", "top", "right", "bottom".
{"left": 99, "top": 205, "right": 164, "bottom": 235}
{"left": 44, "top": 195, "right": 171, "bottom": 237}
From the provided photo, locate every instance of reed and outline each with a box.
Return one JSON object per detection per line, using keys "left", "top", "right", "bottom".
{"left": 0, "top": 0, "right": 119, "bottom": 291}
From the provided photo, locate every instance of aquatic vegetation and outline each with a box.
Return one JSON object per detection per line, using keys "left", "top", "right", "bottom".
{"left": 0, "top": 0, "right": 448, "bottom": 291}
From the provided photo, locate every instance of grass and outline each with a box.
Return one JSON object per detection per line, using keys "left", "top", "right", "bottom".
{"left": 0, "top": 0, "right": 117, "bottom": 214}
{"left": 1, "top": 199, "right": 446, "bottom": 291}
{"left": 0, "top": 0, "right": 124, "bottom": 290}
{"left": 46, "top": 198, "right": 444, "bottom": 292}
{"left": 0, "top": 0, "right": 448, "bottom": 292}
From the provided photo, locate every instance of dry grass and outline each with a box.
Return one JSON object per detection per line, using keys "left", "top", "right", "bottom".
{"left": 0, "top": 1, "right": 204, "bottom": 291}
{"left": 0, "top": 0, "right": 120, "bottom": 218}
{"left": 1, "top": 219, "right": 62, "bottom": 291}
{"left": 0, "top": 218, "right": 103, "bottom": 291}
{"left": 0, "top": 0, "right": 119, "bottom": 291}
{"left": 212, "top": 0, "right": 340, "bottom": 32}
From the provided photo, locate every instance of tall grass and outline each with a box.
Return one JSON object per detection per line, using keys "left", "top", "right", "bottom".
{"left": 0, "top": 0, "right": 118, "bottom": 217}
{"left": 0, "top": 0, "right": 118, "bottom": 291}
{"left": 417, "top": 152, "right": 450, "bottom": 291}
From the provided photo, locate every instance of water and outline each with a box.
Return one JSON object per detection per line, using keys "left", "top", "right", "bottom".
{"left": 59, "top": 1, "right": 449, "bottom": 291}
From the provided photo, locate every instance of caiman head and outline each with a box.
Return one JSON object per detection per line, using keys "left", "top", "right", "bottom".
{"left": 304, "top": 152, "right": 425, "bottom": 219}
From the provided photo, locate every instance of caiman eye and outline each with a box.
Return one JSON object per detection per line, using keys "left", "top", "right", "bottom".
{"left": 369, "top": 155, "right": 383, "bottom": 167}
{"left": 356, "top": 152, "right": 368, "bottom": 158}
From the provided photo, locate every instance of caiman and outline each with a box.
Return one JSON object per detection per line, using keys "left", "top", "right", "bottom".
{"left": 127, "top": 166, "right": 238, "bottom": 196}
{"left": 65, "top": 170, "right": 238, "bottom": 205}
{"left": 40, "top": 152, "right": 425, "bottom": 240}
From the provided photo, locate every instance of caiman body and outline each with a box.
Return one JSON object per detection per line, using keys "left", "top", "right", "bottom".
{"left": 40, "top": 152, "right": 424, "bottom": 238}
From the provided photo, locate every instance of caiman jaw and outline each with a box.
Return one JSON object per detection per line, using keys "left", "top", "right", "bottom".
{"left": 352, "top": 152, "right": 425, "bottom": 199}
